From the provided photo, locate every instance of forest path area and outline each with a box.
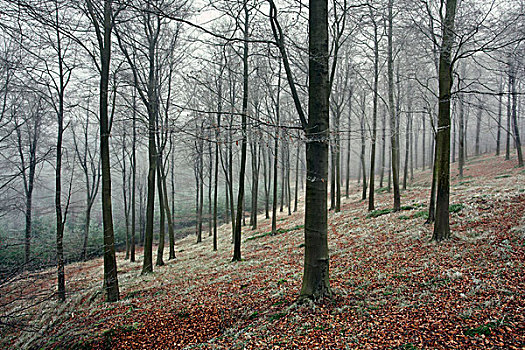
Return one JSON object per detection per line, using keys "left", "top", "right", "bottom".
{"left": 1, "top": 153, "right": 524, "bottom": 349}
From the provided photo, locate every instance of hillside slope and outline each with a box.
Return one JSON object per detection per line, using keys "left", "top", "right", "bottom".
{"left": 1, "top": 154, "right": 524, "bottom": 349}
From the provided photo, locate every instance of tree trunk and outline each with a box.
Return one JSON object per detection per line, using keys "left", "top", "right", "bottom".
{"left": 300, "top": 0, "right": 331, "bottom": 300}
{"left": 509, "top": 62, "right": 523, "bottom": 167}
{"left": 131, "top": 89, "right": 137, "bottom": 262}
{"left": 156, "top": 163, "right": 165, "bottom": 266}
{"left": 380, "top": 107, "right": 386, "bottom": 188}
{"left": 213, "top": 73, "right": 222, "bottom": 252}
{"left": 388, "top": 0, "right": 400, "bottom": 211}
{"left": 360, "top": 93, "right": 367, "bottom": 201}
{"left": 368, "top": 19, "right": 379, "bottom": 211}
{"left": 294, "top": 139, "right": 300, "bottom": 212}
{"left": 345, "top": 88, "right": 353, "bottom": 198}
{"left": 432, "top": 0, "right": 457, "bottom": 241}
{"left": 233, "top": 3, "right": 249, "bottom": 261}
{"left": 271, "top": 64, "right": 281, "bottom": 235}
{"left": 403, "top": 99, "right": 411, "bottom": 190}
{"left": 475, "top": 103, "right": 482, "bottom": 156}
{"left": 496, "top": 81, "right": 503, "bottom": 156}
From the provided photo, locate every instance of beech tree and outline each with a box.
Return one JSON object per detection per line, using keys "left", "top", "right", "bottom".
{"left": 432, "top": 0, "right": 458, "bottom": 241}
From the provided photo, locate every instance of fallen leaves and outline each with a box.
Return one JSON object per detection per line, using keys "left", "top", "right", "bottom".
{"left": 1, "top": 154, "right": 524, "bottom": 349}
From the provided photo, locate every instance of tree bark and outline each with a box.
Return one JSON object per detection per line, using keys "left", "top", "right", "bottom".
{"left": 432, "top": 0, "right": 457, "bottom": 241}
{"left": 509, "top": 61, "right": 523, "bottom": 167}
{"left": 300, "top": 0, "right": 331, "bottom": 300}
{"left": 233, "top": 3, "right": 249, "bottom": 261}
{"left": 387, "top": 0, "right": 400, "bottom": 211}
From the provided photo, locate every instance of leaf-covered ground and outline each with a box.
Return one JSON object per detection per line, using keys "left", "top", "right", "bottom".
{"left": 1, "top": 154, "right": 524, "bottom": 349}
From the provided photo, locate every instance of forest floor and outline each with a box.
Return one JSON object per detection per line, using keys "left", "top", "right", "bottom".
{"left": 1, "top": 153, "right": 525, "bottom": 350}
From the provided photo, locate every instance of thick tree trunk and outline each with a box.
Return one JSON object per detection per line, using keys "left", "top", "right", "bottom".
{"left": 300, "top": 0, "right": 331, "bottom": 300}
{"left": 432, "top": 0, "right": 457, "bottom": 241}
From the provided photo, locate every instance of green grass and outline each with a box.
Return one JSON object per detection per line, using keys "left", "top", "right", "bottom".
{"left": 458, "top": 180, "right": 472, "bottom": 186}
{"left": 464, "top": 321, "right": 499, "bottom": 337}
{"left": 376, "top": 187, "right": 389, "bottom": 193}
{"left": 367, "top": 208, "right": 393, "bottom": 218}
{"left": 412, "top": 210, "right": 429, "bottom": 219}
{"left": 495, "top": 174, "right": 511, "bottom": 179}
{"left": 449, "top": 203, "right": 465, "bottom": 213}
{"left": 367, "top": 204, "right": 424, "bottom": 219}
{"left": 245, "top": 225, "right": 304, "bottom": 241}
{"left": 398, "top": 215, "right": 411, "bottom": 220}
{"left": 268, "top": 312, "right": 287, "bottom": 321}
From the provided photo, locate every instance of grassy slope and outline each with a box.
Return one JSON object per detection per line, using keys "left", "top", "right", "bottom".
{"left": 1, "top": 153, "right": 524, "bottom": 349}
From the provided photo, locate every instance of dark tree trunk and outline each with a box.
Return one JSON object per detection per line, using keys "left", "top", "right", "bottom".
{"left": 156, "top": 163, "right": 165, "bottom": 266}
{"left": 422, "top": 113, "right": 426, "bottom": 168}
{"left": 233, "top": 3, "right": 249, "bottom": 261}
{"left": 345, "top": 88, "right": 353, "bottom": 198}
{"left": 86, "top": 0, "right": 120, "bottom": 300}
{"left": 368, "top": 17, "right": 379, "bottom": 210}
{"left": 388, "top": 0, "right": 400, "bottom": 211}
{"left": 131, "top": 89, "right": 137, "bottom": 262}
{"left": 432, "top": 0, "right": 457, "bottom": 241}
{"left": 403, "top": 99, "right": 411, "bottom": 190}
{"left": 458, "top": 89, "right": 465, "bottom": 177}
{"left": 300, "top": 0, "right": 331, "bottom": 300}
{"left": 213, "top": 71, "right": 222, "bottom": 252}
{"left": 509, "top": 62, "right": 523, "bottom": 167}
{"left": 360, "top": 93, "right": 367, "bottom": 201}
{"left": 475, "top": 103, "right": 482, "bottom": 156}
{"left": 271, "top": 64, "right": 281, "bottom": 235}
{"left": 294, "top": 139, "right": 300, "bottom": 212}
{"left": 496, "top": 81, "right": 503, "bottom": 156}
{"left": 330, "top": 141, "right": 336, "bottom": 210}
{"left": 380, "top": 107, "right": 386, "bottom": 188}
